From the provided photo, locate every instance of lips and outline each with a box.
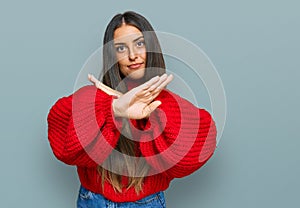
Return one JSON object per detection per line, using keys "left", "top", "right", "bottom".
{"left": 128, "top": 63, "right": 143, "bottom": 69}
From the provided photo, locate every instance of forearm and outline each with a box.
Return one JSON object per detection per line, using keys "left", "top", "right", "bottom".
{"left": 139, "top": 90, "right": 217, "bottom": 178}
{"left": 47, "top": 86, "right": 122, "bottom": 167}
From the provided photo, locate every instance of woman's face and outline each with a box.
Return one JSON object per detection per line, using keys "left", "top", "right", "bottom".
{"left": 113, "top": 24, "right": 147, "bottom": 80}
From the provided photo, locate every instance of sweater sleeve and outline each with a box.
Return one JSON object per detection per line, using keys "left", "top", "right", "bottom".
{"left": 47, "top": 85, "right": 122, "bottom": 167}
{"left": 139, "top": 90, "right": 217, "bottom": 178}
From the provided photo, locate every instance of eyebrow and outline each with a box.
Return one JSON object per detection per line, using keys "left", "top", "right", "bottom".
{"left": 114, "top": 36, "right": 144, "bottom": 45}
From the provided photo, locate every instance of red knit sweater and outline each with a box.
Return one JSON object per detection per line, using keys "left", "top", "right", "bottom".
{"left": 47, "top": 85, "right": 217, "bottom": 202}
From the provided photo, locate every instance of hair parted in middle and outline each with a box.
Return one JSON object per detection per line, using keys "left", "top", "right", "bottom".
{"left": 101, "top": 11, "right": 166, "bottom": 92}
{"left": 97, "top": 11, "right": 167, "bottom": 195}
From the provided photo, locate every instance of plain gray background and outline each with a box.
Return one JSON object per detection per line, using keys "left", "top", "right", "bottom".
{"left": 1, "top": 0, "right": 299, "bottom": 207}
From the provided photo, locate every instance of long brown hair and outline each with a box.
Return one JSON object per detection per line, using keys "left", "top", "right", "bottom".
{"left": 98, "top": 11, "right": 166, "bottom": 194}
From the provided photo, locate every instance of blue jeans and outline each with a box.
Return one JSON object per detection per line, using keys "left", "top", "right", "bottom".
{"left": 77, "top": 185, "right": 166, "bottom": 208}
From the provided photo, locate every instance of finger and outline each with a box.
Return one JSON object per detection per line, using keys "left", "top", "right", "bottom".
{"left": 138, "top": 75, "right": 160, "bottom": 91}
{"left": 88, "top": 74, "right": 104, "bottom": 90}
{"left": 146, "top": 74, "right": 173, "bottom": 100}
{"left": 99, "top": 83, "right": 123, "bottom": 97}
{"left": 134, "top": 74, "right": 167, "bottom": 97}
{"left": 134, "top": 89, "right": 152, "bottom": 98}
{"left": 154, "top": 74, "right": 174, "bottom": 92}
{"left": 144, "top": 74, "right": 172, "bottom": 94}
{"left": 88, "top": 74, "right": 99, "bottom": 85}
{"left": 88, "top": 74, "right": 109, "bottom": 91}
{"left": 133, "top": 74, "right": 171, "bottom": 101}
{"left": 145, "top": 100, "right": 162, "bottom": 116}
{"left": 148, "top": 91, "right": 160, "bottom": 101}
{"left": 126, "top": 74, "right": 169, "bottom": 104}
{"left": 138, "top": 94, "right": 155, "bottom": 104}
{"left": 112, "top": 91, "right": 123, "bottom": 98}
{"left": 113, "top": 90, "right": 123, "bottom": 98}
{"left": 88, "top": 74, "right": 123, "bottom": 97}
{"left": 142, "top": 74, "right": 173, "bottom": 98}
{"left": 148, "top": 74, "right": 168, "bottom": 91}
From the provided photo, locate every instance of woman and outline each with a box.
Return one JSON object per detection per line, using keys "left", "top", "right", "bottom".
{"left": 47, "top": 11, "right": 217, "bottom": 208}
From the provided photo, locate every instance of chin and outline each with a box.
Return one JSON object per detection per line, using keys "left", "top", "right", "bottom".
{"left": 128, "top": 69, "right": 145, "bottom": 80}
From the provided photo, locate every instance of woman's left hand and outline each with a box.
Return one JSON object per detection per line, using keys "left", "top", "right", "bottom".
{"left": 112, "top": 74, "right": 173, "bottom": 119}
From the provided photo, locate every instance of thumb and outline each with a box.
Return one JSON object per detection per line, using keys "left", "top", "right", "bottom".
{"left": 147, "top": 100, "right": 162, "bottom": 114}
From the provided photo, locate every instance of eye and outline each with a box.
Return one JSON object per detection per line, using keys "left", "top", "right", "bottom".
{"left": 115, "top": 45, "right": 127, "bottom": 53}
{"left": 136, "top": 40, "right": 145, "bottom": 47}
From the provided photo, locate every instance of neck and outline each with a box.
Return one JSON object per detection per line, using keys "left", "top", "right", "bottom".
{"left": 124, "top": 78, "right": 145, "bottom": 91}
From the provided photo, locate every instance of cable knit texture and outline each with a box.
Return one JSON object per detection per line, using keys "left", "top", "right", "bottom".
{"left": 47, "top": 85, "right": 217, "bottom": 202}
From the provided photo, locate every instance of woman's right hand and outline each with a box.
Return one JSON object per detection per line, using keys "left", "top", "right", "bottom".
{"left": 88, "top": 74, "right": 123, "bottom": 98}
{"left": 113, "top": 74, "right": 173, "bottom": 119}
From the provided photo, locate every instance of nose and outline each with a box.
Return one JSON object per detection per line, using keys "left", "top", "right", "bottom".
{"left": 128, "top": 46, "right": 138, "bottom": 61}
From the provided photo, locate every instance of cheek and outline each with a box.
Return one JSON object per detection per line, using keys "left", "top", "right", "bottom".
{"left": 116, "top": 54, "right": 128, "bottom": 64}
{"left": 134, "top": 47, "right": 146, "bottom": 58}
{"left": 119, "top": 64, "right": 128, "bottom": 76}
{"left": 140, "top": 50, "right": 147, "bottom": 61}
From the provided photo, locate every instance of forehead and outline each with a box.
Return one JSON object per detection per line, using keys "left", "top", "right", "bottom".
{"left": 114, "top": 24, "right": 143, "bottom": 43}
